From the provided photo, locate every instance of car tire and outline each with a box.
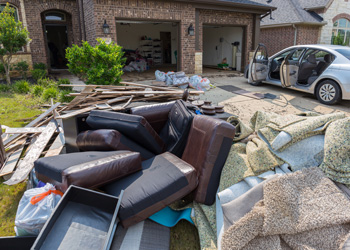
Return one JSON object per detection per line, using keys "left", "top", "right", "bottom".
{"left": 245, "top": 65, "right": 264, "bottom": 86}
{"left": 315, "top": 80, "right": 341, "bottom": 105}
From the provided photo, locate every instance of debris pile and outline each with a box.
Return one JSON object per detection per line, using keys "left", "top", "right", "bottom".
{"left": 0, "top": 81, "right": 204, "bottom": 185}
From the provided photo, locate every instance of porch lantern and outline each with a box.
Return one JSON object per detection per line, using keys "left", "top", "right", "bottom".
{"left": 188, "top": 23, "right": 194, "bottom": 36}
{"left": 103, "top": 20, "right": 110, "bottom": 34}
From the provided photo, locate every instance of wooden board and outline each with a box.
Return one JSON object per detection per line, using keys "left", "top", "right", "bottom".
{"left": 57, "top": 106, "right": 96, "bottom": 119}
{"left": 44, "top": 128, "right": 65, "bottom": 157}
{"left": 5, "top": 127, "right": 45, "bottom": 134}
{"left": 3, "top": 102, "right": 60, "bottom": 147}
{"left": 0, "top": 146, "right": 24, "bottom": 177}
{"left": 4, "top": 121, "right": 58, "bottom": 185}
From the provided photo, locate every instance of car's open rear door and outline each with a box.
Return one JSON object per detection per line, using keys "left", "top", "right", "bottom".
{"left": 249, "top": 44, "right": 269, "bottom": 83}
{"left": 280, "top": 49, "right": 303, "bottom": 88}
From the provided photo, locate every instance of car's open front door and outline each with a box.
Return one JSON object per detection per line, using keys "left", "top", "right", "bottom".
{"left": 280, "top": 48, "right": 304, "bottom": 88}
{"left": 249, "top": 44, "right": 269, "bottom": 83}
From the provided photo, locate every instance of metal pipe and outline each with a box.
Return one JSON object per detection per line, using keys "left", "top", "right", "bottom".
{"left": 293, "top": 24, "right": 297, "bottom": 45}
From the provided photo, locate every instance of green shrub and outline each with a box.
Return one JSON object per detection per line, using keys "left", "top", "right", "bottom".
{"left": 66, "top": 38, "right": 126, "bottom": 85}
{"left": 33, "top": 62, "right": 47, "bottom": 70}
{"left": 31, "top": 69, "right": 47, "bottom": 82}
{"left": 42, "top": 86, "right": 59, "bottom": 101}
{"left": 59, "top": 89, "right": 75, "bottom": 103}
{"left": 14, "top": 61, "right": 29, "bottom": 79}
{"left": 37, "top": 78, "right": 57, "bottom": 87}
{"left": 13, "top": 80, "right": 30, "bottom": 94}
{"left": 31, "top": 85, "right": 44, "bottom": 96}
{"left": 0, "top": 84, "right": 12, "bottom": 92}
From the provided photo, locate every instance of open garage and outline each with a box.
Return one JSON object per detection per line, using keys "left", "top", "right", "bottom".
{"left": 203, "top": 25, "right": 243, "bottom": 72}
{"left": 116, "top": 20, "right": 179, "bottom": 74}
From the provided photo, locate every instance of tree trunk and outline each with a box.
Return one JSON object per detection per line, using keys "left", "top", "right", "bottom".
{"left": 5, "top": 56, "right": 11, "bottom": 85}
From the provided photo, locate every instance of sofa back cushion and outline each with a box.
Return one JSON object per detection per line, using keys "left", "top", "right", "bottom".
{"left": 86, "top": 110, "right": 165, "bottom": 154}
{"left": 130, "top": 101, "right": 175, "bottom": 133}
{"left": 159, "top": 100, "right": 197, "bottom": 157}
{"left": 181, "top": 116, "right": 235, "bottom": 205}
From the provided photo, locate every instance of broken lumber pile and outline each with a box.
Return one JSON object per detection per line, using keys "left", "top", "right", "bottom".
{"left": 0, "top": 81, "right": 204, "bottom": 185}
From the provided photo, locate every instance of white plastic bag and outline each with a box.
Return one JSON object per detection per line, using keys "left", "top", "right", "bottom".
{"left": 189, "top": 75, "right": 211, "bottom": 91}
{"left": 155, "top": 70, "right": 166, "bottom": 82}
{"left": 165, "top": 71, "right": 175, "bottom": 86}
{"left": 15, "top": 183, "right": 63, "bottom": 236}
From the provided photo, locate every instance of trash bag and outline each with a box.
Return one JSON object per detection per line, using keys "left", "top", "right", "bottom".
{"left": 15, "top": 183, "right": 63, "bottom": 236}
{"left": 155, "top": 70, "right": 166, "bottom": 82}
{"left": 165, "top": 71, "right": 175, "bottom": 86}
{"left": 189, "top": 75, "right": 210, "bottom": 91}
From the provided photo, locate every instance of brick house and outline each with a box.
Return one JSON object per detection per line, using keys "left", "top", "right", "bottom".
{"left": 0, "top": 0, "right": 273, "bottom": 74}
{"left": 254, "top": 0, "right": 350, "bottom": 56}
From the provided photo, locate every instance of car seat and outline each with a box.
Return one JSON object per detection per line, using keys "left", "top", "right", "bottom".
{"left": 298, "top": 54, "right": 317, "bottom": 83}
{"left": 307, "top": 54, "right": 333, "bottom": 85}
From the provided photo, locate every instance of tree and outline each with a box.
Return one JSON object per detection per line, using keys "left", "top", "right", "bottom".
{"left": 0, "top": 3, "right": 30, "bottom": 84}
{"left": 66, "top": 38, "right": 126, "bottom": 85}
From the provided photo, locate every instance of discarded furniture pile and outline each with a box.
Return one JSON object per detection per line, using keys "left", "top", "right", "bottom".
{"left": 0, "top": 82, "right": 237, "bottom": 249}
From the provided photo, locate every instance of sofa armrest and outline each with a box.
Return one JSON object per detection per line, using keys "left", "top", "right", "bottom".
{"left": 76, "top": 129, "right": 155, "bottom": 160}
{"left": 130, "top": 101, "right": 175, "bottom": 133}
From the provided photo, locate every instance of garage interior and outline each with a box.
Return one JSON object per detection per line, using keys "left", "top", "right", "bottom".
{"left": 116, "top": 20, "right": 179, "bottom": 77}
{"left": 203, "top": 25, "right": 243, "bottom": 72}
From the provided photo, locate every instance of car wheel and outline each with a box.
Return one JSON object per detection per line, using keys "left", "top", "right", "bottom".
{"left": 315, "top": 80, "right": 341, "bottom": 105}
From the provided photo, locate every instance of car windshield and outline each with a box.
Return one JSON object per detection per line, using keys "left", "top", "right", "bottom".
{"left": 335, "top": 48, "right": 350, "bottom": 60}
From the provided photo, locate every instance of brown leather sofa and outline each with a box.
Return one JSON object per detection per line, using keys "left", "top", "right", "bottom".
{"left": 35, "top": 101, "right": 236, "bottom": 228}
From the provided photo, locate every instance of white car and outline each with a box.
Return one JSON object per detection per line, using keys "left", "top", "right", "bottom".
{"left": 245, "top": 44, "right": 350, "bottom": 105}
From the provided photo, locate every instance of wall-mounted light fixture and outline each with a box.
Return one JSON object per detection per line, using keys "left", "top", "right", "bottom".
{"left": 103, "top": 20, "right": 110, "bottom": 34}
{"left": 188, "top": 23, "right": 194, "bottom": 36}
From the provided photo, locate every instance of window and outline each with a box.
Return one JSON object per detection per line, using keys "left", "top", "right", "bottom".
{"left": 45, "top": 12, "right": 66, "bottom": 21}
{"left": 0, "top": 4, "right": 19, "bottom": 21}
{"left": 332, "top": 18, "right": 350, "bottom": 45}
{"left": 289, "top": 49, "right": 305, "bottom": 62}
{"left": 335, "top": 48, "right": 350, "bottom": 60}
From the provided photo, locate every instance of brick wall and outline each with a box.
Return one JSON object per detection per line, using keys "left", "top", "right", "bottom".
{"left": 260, "top": 25, "right": 320, "bottom": 55}
{"left": 199, "top": 9, "right": 254, "bottom": 69}
{"left": 23, "top": 0, "right": 81, "bottom": 66}
{"left": 260, "top": 26, "right": 295, "bottom": 55}
{"left": 296, "top": 25, "right": 320, "bottom": 45}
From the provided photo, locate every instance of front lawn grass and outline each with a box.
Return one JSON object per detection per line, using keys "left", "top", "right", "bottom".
{"left": 0, "top": 91, "right": 43, "bottom": 236}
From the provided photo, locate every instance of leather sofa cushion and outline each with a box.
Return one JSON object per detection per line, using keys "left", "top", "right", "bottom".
{"left": 86, "top": 110, "right": 165, "bottom": 154}
{"left": 76, "top": 129, "right": 155, "bottom": 160}
{"left": 130, "top": 101, "right": 175, "bottom": 133}
{"left": 182, "top": 116, "right": 235, "bottom": 205}
{"left": 159, "top": 100, "right": 196, "bottom": 157}
{"left": 103, "top": 152, "right": 198, "bottom": 228}
{"left": 35, "top": 151, "right": 142, "bottom": 192}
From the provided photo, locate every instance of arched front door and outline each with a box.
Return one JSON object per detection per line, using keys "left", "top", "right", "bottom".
{"left": 42, "top": 10, "right": 72, "bottom": 69}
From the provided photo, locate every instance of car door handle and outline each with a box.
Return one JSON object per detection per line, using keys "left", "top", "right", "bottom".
{"left": 256, "top": 68, "right": 265, "bottom": 72}
{"left": 289, "top": 71, "right": 296, "bottom": 76}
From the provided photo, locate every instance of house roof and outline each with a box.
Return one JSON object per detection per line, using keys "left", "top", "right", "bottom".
{"left": 298, "top": 0, "right": 330, "bottom": 10}
{"left": 252, "top": 0, "right": 326, "bottom": 27}
{"left": 175, "top": 0, "right": 274, "bottom": 12}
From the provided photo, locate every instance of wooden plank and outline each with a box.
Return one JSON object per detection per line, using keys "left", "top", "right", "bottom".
{"left": 5, "top": 127, "right": 45, "bottom": 134}
{"left": 0, "top": 146, "right": 24, "bottom": 177}
{"left": 100, "top": 90, "right": 204, "bottom": 95}
{"left": 65, "top": 86, "right": 96, "bottom": 110}
{"left": 44, "top": 128, "right": 65, "bottom": 157}
{"left": 57, "top": 106, "right": 96, "bottom": 119}
{"left": 3, "top": 103, "right": 61, "bottom": 147}
{"left": 4, "top": 120, "right": 58, "bottom": 185}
